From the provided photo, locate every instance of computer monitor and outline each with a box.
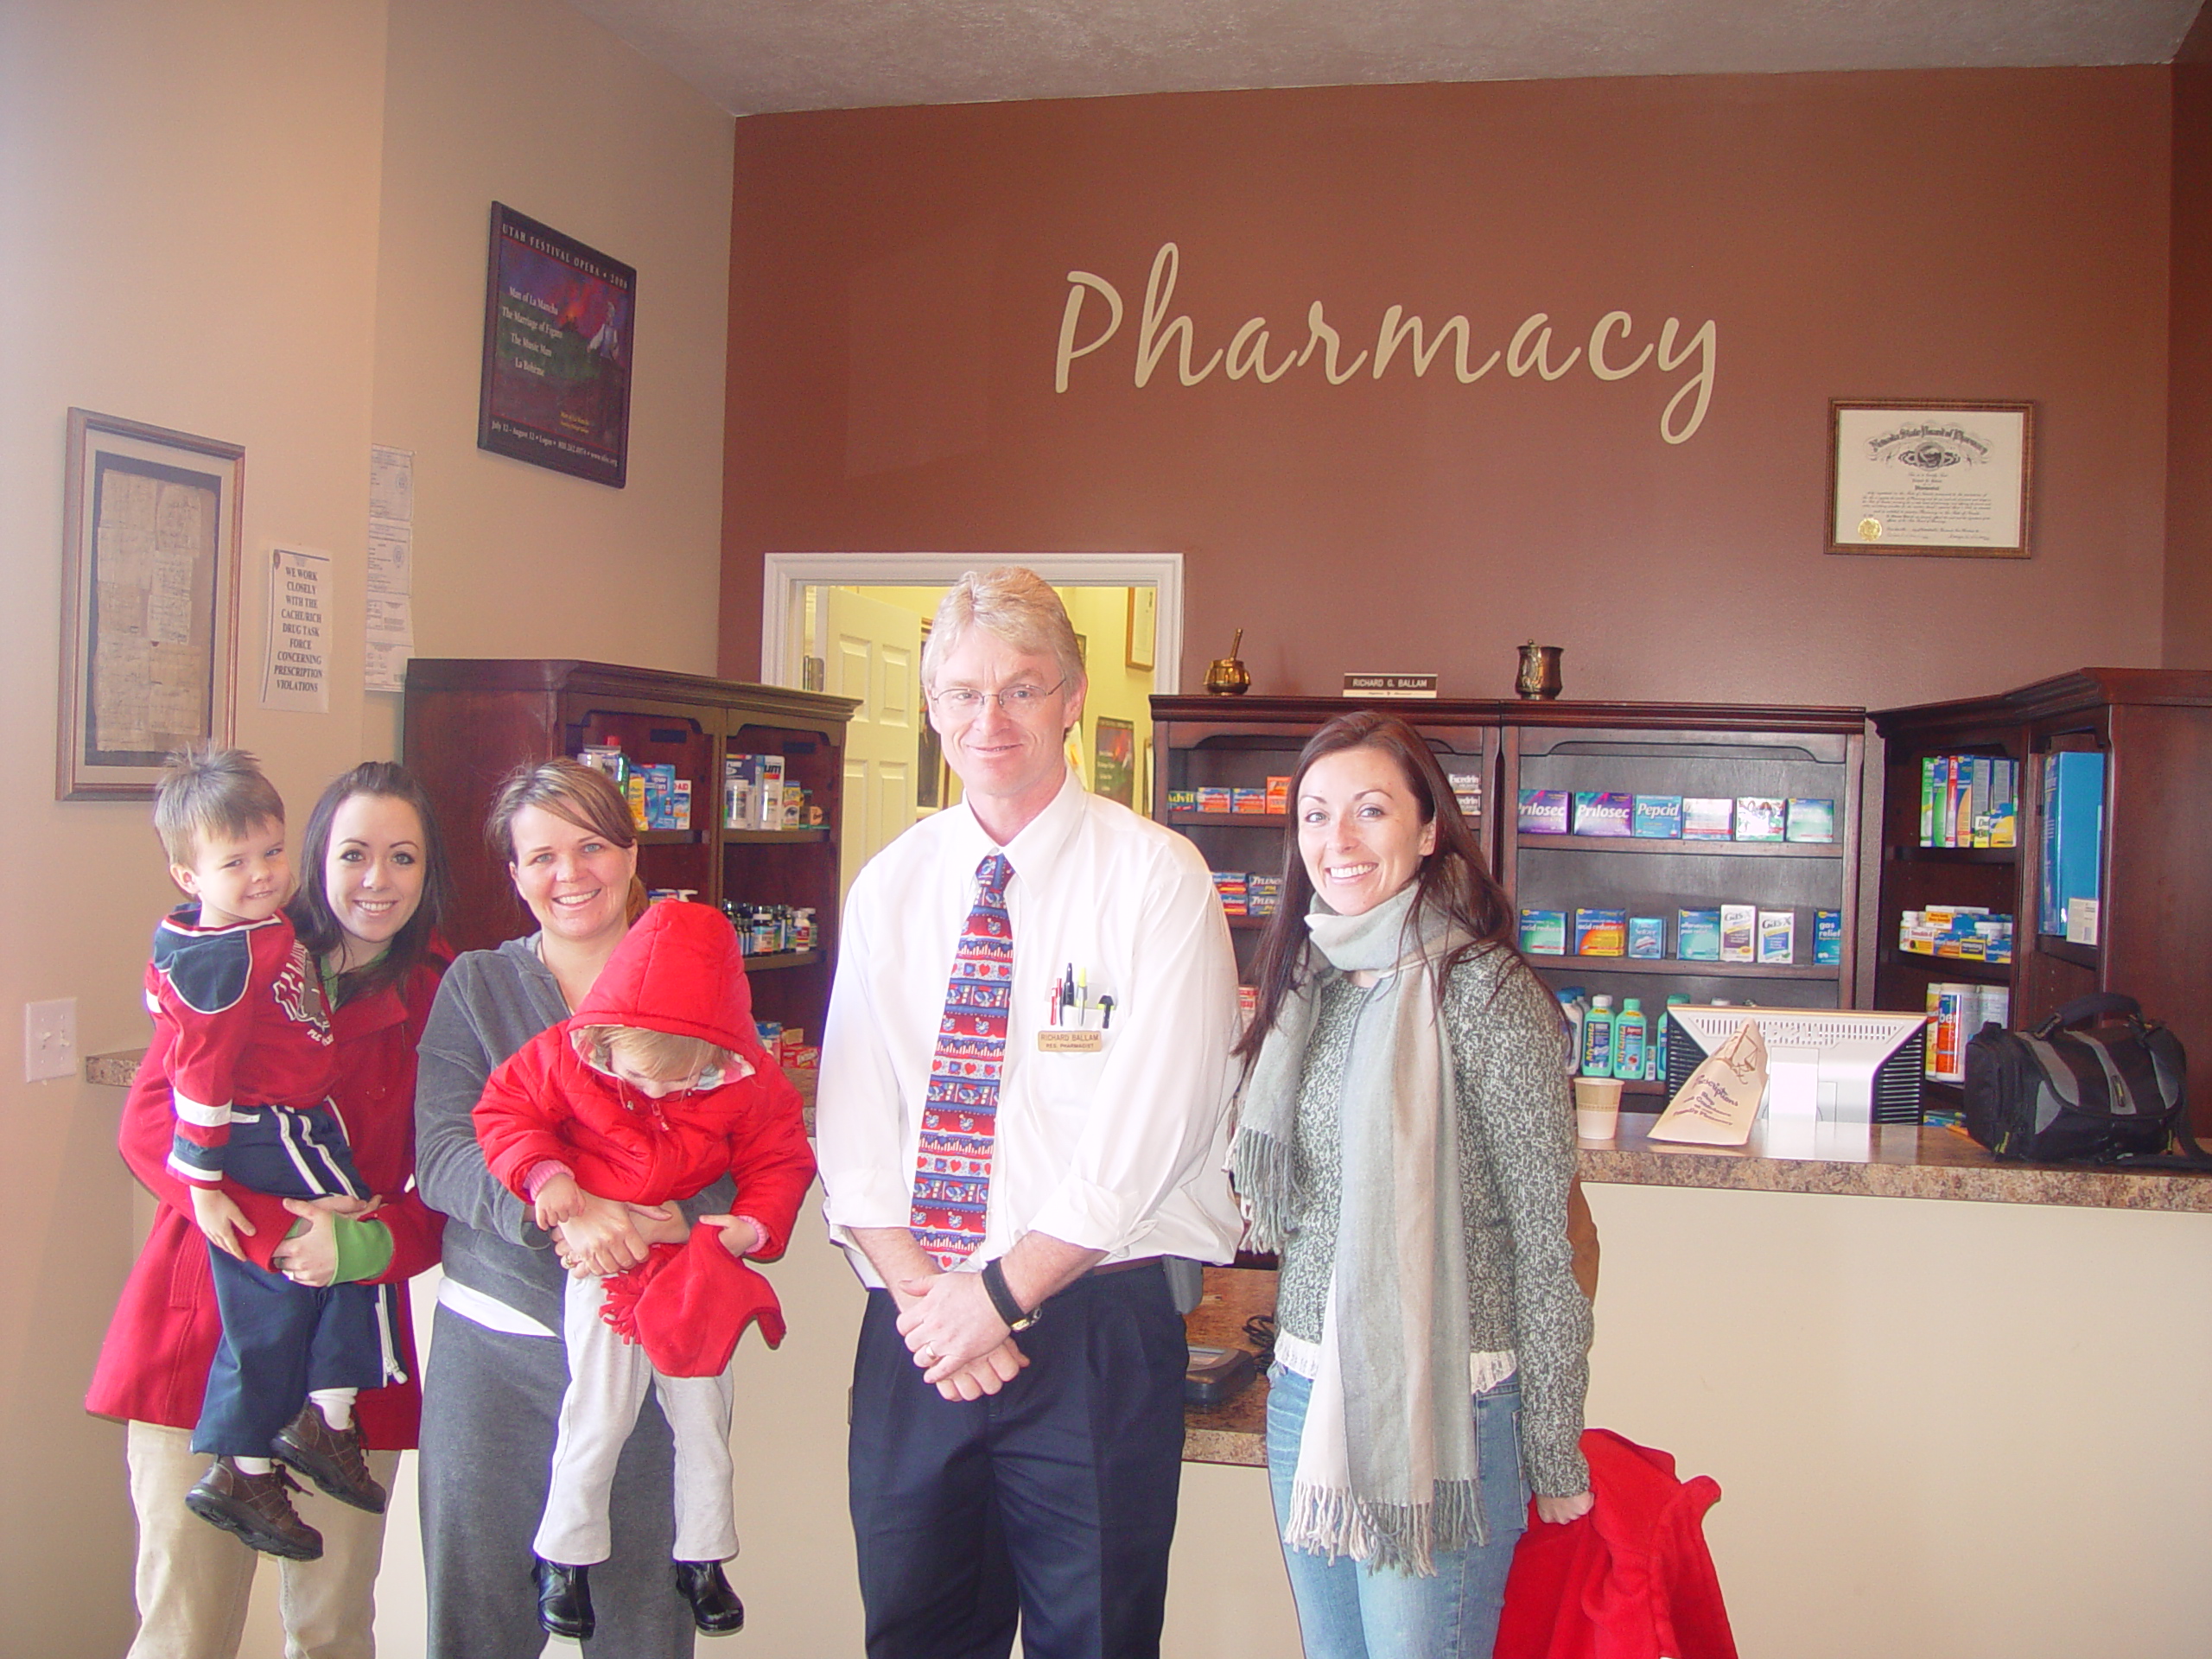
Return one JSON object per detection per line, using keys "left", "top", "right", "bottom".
{"left": 1663, "top": 1007, "right": 1929, "bottom": 1131}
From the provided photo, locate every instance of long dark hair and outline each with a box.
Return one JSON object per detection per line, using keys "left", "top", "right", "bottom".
{"left": 290, "top": 762, "right": 455, "bottom": 1007}
{"left": 1232, "top": 711, "right": 1520, "bottom": 1065}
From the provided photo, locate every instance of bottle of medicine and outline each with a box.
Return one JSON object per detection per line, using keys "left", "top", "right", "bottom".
{"left": 1580, "top": 995, "right": 1616, "bottom": 1077}
{"left": 1612, "top": 997, "right": 1647, "bottom": 1081}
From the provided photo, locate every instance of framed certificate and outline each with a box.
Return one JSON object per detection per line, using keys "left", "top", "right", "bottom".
{"left": 1827, "top": 400, "right": 2033, "bottom": 558}
{"left": 57, "top": 410, "right": 244, "bottom": 799}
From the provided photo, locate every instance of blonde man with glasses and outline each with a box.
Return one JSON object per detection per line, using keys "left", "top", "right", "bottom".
{"left": 818, "top": 567, "right": 1241, "bottom": 1659}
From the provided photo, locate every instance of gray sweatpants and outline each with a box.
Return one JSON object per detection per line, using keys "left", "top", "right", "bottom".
{"left": 418, "top": 1304, "right": 696, "bottom": 1659}
{"left": 536, "top": 1272, "right": 738, "bottom": 1567}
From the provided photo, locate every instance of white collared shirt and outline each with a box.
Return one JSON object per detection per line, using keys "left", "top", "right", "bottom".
{"left": 817, "top": 767, "right": 1243, "bottom": 1286}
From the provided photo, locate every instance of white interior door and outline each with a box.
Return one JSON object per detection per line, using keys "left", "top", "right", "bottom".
{"left": 823, "top": 586, "right": 925, "bottom": 895}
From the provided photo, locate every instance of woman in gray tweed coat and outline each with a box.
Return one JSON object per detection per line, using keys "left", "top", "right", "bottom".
{"left": 1230, "top": 710, "right": 1593, "bottom": 1659}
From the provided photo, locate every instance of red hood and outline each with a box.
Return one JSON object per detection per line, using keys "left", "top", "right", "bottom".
{"left": 569, "top": 901, "right": 766, "bottom": 1066}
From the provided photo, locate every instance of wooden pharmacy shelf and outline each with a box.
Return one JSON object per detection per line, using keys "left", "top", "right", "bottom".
{"left": 633, "top": 829, "right": 704, "bottom": 846}
{"left": 1885, "top": 844, "right": 2018, "bottom": 867}
{"left": 722, "top": 827, "right": 830, "bottom": 844}
{"left": 1517, "top": 833, "right": 1842, "bottom": 860}
{"left": 1530, "top": 953, "right": 1840, "bottom": 980}
{"left": 1880, "top": 949, "right": 2012, "bottom": 985}
{"left": 738, "top": 949, "right": 823, "bottom": 972}
{"left": 1169, "top": 811, "right": 1289, "bottom": 828}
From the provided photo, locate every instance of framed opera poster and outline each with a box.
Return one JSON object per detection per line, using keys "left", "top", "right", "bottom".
{"left": 478, "top": 203, "right": 635, "bottom": 487}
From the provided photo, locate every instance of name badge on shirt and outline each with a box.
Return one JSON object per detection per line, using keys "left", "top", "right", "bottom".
{"left": 1038, "top": 1030, "right": 1103, "bottom": 1053}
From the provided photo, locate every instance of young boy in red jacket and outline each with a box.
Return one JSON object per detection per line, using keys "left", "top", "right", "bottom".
{"left": 474, "top": 899, "right": 814, "bottom": 1643}
{"left": 147, "top": 748, "right": 394, "bottom": 1563}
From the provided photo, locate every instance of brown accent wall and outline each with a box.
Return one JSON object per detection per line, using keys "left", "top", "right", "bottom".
{"left": 721, "top": 69, "right": 2171, "bottom": 709}
{"left": 2170, "top": 14, "right": 2212, "bottom": 668}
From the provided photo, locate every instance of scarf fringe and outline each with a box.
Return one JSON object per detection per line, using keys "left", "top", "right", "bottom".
{"left": 1281, "top": 1478, "right": 1483, "bottom": 1578}
{"left": 1227, "top": 1124, "right": 1300, "bottom": 1250}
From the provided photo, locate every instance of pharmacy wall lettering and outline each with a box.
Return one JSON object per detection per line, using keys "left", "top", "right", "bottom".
{"left": 1054, "top": 242, "right": 1718, "bottom": 445}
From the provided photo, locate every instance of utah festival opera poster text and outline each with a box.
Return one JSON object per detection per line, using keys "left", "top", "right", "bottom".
{"left": 477, "top": 203, "right": 634, "bottom": 488}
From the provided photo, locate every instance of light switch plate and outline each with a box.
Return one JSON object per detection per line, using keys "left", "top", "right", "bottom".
{"left": 25, "top": 999, "right": 77, "bottom": 1083}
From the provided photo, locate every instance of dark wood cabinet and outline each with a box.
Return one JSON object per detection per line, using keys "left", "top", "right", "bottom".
{"left": 1871, "top": 669, "right": 2212, "bottom": 1131}
{"left": 403, "top": 658, "right": 856, "bottom": 1039}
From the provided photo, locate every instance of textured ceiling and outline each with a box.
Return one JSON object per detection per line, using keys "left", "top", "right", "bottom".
{"left": 563, "top": 0, "right": 2204, "bottom": 116}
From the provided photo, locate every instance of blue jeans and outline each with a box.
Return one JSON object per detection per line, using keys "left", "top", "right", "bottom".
{"left": 1265, "top": 1366, "right": 1529, "bottom": 1659}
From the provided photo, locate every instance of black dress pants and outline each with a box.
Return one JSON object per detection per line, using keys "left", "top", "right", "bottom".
{"left": 849, "top": 1261, "right": 1187, "bottom": 1659}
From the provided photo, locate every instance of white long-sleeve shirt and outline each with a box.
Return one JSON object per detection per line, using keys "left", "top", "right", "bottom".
{"left": 817, "top": 767, "right": 1243, "bottom": 1287}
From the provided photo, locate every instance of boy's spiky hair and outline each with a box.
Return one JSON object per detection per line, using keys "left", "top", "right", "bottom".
{"left": 153, "top": 746, "right": 284, "bottom": 865}
{"left": 574, "top": 1024, "right": 731, "bottom": 1081}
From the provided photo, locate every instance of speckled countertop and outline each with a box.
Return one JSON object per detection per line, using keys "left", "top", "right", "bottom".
{"left": 1580, "top": 1113, "right": 2212, "bottom": 1212}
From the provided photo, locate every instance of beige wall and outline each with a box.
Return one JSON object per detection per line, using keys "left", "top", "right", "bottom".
{"left": 1584, "top": 1181, "right": 2212, "bottom": 1657}
{"left": 1, "top": 1, "right": 732, "bottom": 1647}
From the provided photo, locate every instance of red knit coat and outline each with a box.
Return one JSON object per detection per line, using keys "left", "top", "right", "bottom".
{"left": 86, "top": 960, "right": 447, "bottom": 1451}
{"left": 1497, "top": 1429, "right": 1739, "bottom": 1659}
{"left": 473, "top": 901, "right": 813, "bottom": 1260}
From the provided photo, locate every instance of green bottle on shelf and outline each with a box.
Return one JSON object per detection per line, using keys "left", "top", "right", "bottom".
{"left": 1611, "top": 997, "right": 1647, "bottom": 1081}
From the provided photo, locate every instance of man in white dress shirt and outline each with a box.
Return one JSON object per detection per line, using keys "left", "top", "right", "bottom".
{"left": 816, "top": 566, "right": 1242, "bottom": 1659}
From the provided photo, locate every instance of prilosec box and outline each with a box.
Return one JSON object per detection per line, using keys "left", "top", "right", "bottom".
{"left": 1517, "top": 790, "right": 1570, "bottom": 834}
{"left": 1571, "top": 792, "right": 1634, "bottom": 836}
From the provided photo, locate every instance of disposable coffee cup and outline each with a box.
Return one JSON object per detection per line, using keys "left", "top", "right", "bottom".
{"left": 1573, "top": 1075, "right": 1623, "bottom": 1140}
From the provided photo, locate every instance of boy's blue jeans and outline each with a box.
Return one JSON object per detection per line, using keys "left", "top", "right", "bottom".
{"left": 1265, "top": 1366, "right": 1529, "bottom": 1659}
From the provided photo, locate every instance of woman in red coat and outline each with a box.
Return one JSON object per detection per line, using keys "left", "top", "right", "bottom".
{"left": 90, "top": 761, "right": 456, "bottom": 1659}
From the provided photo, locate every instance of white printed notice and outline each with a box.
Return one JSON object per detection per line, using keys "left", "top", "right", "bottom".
{"left": 261, "top": 545, "right": 331, "bottom": 713}
{"left": 365, "top": 444, "right": 415, "bottom": 693}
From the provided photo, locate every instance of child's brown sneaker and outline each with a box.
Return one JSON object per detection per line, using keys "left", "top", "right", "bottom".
{"left": 184, "top": 1459, "right": 324, "bottom": 1560}
{"left": 270, "top": 1405, "right": 388, "bottom": 1514}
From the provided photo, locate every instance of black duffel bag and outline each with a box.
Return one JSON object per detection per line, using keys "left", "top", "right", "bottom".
{"left": 1963, "top": 993, "right": 2196, "bottom": 1163}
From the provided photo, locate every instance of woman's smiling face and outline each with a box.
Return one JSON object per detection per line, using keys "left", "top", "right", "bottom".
{"left": 1296, "top": 744, "right": 1437, "bottom": 918}
{"left": 508, "top": 803, "right": 637, "bottom": 948}
{"left": 323, "top": 791, "right": 427, "bottom": 959}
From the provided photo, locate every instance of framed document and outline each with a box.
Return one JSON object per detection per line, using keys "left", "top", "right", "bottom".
{"left": 57, "top": 410, "right": 244, "bottom": 800}
{"left": 478, "top": 203, "right": 635, "bottom": 488}
{"left": 1126, "top": 585, "right": 1157, "bottom": 671}
{"left": 1828, "top": 401, "right": 2033, "bottom": 557}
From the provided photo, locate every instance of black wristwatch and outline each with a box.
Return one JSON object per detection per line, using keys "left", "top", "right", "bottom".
{"left": 981, "top": 1256, "right": 1043, "bottom": 1331}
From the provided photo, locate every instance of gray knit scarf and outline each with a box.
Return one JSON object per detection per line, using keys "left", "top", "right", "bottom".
{"left": 1229, "top": 884, "right": 1478, "bottom": 1575}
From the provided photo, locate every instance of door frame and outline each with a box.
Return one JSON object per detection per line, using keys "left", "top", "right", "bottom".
{"left": 759, "top": 552, "right": 1185, "bottom": 694}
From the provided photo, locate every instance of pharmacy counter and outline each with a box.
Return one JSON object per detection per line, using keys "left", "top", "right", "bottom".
{"left": 1577, "top": 1112, "right": 2212, "bottom": 1211}
{"left": 1179, "top": 1118, "right": 2212, "bottom": 1468}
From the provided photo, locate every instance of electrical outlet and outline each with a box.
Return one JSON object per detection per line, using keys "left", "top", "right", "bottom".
{"left": 25, "top": 998, "right": 77, "bottom": 1083}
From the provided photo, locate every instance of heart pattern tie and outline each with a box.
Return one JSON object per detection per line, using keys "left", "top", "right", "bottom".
{"left": 911, "top": 852, "right": 1014, "bottom": 1269}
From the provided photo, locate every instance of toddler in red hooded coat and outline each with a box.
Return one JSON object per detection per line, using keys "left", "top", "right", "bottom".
{"left": 474, "top": 900, "right": 815, "bottom": 1641}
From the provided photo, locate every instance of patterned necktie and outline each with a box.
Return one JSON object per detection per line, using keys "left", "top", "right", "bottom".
{"left": 912, "top": 852, "right": 1014, "bottom": 1269}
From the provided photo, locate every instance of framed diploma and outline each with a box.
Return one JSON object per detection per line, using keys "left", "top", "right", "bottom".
{"left": 1827, "top": 400, "right": 2033, "bottom": 558}
{"left": 57, "top": 410, "right": 244, "bottom": 800}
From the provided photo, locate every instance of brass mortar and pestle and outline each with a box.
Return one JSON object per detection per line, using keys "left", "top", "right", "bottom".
{"left": 1204, "top": 629, "right": 1252, "bottom": 695}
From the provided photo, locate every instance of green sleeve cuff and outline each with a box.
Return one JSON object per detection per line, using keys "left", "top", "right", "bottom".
{"left": 329, "top": 1216, "right": 396, "bottom": 1283}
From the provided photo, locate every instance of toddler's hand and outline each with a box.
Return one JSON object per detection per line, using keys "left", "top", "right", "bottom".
{"left": 699, "top": 1213, "right": 766, "bottom": 1259}
{"left": 533, "top": 1170, "right": 585, "bottom": 1230}
{"left": 188, "top": 1185, "right": 257, "bottom": 1260}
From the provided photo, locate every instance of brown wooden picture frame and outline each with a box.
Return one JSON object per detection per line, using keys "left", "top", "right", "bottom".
{"left": 1827, "top": 399, "right": 2033, "bottom": 558}
{"left": 57, "top": 409, "right": 244, "bottom": 799}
